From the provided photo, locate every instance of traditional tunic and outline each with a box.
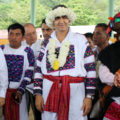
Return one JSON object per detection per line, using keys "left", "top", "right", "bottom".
{"left": 98, "top": 41, "right": 120, "bottom": 120}
{"left": 34, "top": 29, "right": 96, "bottom": 120}
{"left": 1, "top": 44, "right": 35, "bottom": 120}
{"left": 22, "top": 39, "right": 42, "bottom": 91}
{"left": 22, "top": 39, "right": 41, "bottom": 59}
{"left": 22, "top": 39, "right": 42, "bottom": 120}
{"left": 0, "top": 48, "right": 8, "bottom": 98}
{"left": 0, "top": 48, "right": 8, "bottom": 119}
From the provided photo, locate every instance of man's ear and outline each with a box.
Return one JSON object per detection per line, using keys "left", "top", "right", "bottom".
{"left": 53, "top": 21, "right": 55, "bottom": 28}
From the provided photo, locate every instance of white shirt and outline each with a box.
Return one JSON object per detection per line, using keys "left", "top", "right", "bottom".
{"left": 34, "top": 28, "right": 96, "bottom": 95}
{"left": 1, "top": 45, "right": 35, "bottom": 94}
{"left": 0, "top": 48, "right": 8, "bottom": 98}
{"left": 98, "top": 63, "right": 120, "bottom": 104}
{"left": 22, "top": 40, "right": 41, "bottom": 59}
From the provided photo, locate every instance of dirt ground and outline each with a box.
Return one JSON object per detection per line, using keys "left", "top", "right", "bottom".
{"left": 29, "top": 107, "right": 34, "bottom": 120}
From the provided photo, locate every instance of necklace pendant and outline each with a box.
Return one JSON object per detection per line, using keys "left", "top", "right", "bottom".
{"left": 53, "top": 59, "right": 59, "bottom": 70}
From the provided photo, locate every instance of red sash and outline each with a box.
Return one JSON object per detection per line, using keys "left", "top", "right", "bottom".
{"left": 3, "top": 88, "right": 19, "bottom": 120}
{"left": 43, "top": 75, "right": 84, "bottom": 120}
{"left": 104, "top": 101, "right": 120, "bottom": 120}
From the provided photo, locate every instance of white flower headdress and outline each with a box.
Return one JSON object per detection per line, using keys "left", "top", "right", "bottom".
{"left": 46, "top": 7, "right": 76, "bottom": 28}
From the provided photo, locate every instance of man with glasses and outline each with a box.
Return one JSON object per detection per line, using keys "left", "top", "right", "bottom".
{"left": 24, "top": 23, "right": 41, "bottom": 120}
{"left": 24, "top": 23, "right": 41, "bottom": 59}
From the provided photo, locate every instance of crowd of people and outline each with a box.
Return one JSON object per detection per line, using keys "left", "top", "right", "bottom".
{"left": 0, "top": 4, "right": 120, "bottom": 120}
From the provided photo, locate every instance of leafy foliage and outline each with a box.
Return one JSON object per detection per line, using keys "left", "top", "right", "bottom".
{"left": 0, "top": 0, "right": 119, "bottom": 29}
{"left": 38, "top": 0, "right": 69, "bottom": 8}
{"left": 66, "top": 0, "right": 98, "bottom": 25}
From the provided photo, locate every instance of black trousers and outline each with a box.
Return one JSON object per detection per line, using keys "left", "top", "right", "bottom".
{"left": 26, "top": 90, "right": 41, "bottom": 120}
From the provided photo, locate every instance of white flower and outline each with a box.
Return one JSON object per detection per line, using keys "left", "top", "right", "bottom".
{"left": 48, "top": 39, "right": 70, "bottom": 69}
{"left": 46, "top": 7, "right": 76, "bottom": 28}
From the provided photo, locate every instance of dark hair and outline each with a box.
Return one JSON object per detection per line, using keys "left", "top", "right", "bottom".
{"left": 40, "top": 19, "right": 47, "bottom": 27}
{"left": 84, "top": 32, "right": 93, "bottom": 39}
{"left": 96, "top": 23, "right": 111, "bottom": 36}
{"left": 52, "top": 4, "right": 67, "bottom": 10}
{"left": 42, "top": 19, "right": 46, "bottom": 24}
{"left": 95, "top": 23, "right": 108, "bottom": 31}
{"left": 8, "top": 23, "right": 25, "bottom": 36}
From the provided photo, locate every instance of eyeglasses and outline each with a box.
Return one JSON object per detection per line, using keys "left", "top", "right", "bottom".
{"left": 25, "top": 32, "right": 36, "bottom": 37}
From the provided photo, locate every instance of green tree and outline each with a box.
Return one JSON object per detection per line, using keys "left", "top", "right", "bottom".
{"left": 115, "top": 0, "right": 120, "bottom": 14}
{"left": 0, "top": 3, "right": 13, "bottom": 29}
{"left": 36, "top": 3, "right": 50, "bottom": 27}
{"left": 0, "top": 0, "right": 119, "bottom": 29}
{"left": 0, "top": 0, "right": 30, "bottom": 29}
{"left": 0, "top": 0, "right": 13, "bottom": 4}
{"left": 39, "top": 0, "right": 69, "bottom": 8}
{"left": 8, "top": 0, "right": 30, "bottom": 24}
{"left": 65, "top": 0, "right": 107, "bottom": 25}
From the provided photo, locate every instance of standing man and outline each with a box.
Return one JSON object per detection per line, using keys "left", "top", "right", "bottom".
{"left": 84, "top": 32, "right": 94, "bottom": 49}
{"left": 41, "top": 19, "right": 54, "bottom": 39}
{"left": 1, "top": 23, "right": 35, "bottom": 120}
{"left": 0, "top": 48, "right": 8, "bottom": 119}
{"left": 93, "top": 23, "right": 110, "bottom": 59}
{"left": 89, "top": 23, "right": 110, "bottom": 120}
{"left": 92, "top": 23, "right": 110, "bottom": 77}
{"left": 24, "top": 23, "right": 41, "bottom": 59}
{"left": 34, "top": 5, "right": 96, "bottom": 120}
{"left": 97, "top": 12, "right": 120, "bottom": 120}
{"left": 24, "top": 23, "right": 41, "bottom": 120}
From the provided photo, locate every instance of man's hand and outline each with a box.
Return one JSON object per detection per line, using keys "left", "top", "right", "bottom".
{"left": 35, "top": 95, "right": 44, "bottom": 112}
{"left": 12, "top": 92, "right": 22, "bottom": 104}
{"left": 0, "top": 97, "right": 5, "bottom": 107}
{"left": 81, "top": 97, "right": 92, "bottom": 116}
{"left": 114, "top": 72, "right": 120, "bottom": 87}
{"left": 16, "top": 92, "right": 22, "bottom": 104}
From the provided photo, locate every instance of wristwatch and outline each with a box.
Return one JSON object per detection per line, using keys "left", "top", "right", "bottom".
{"left": 86, "top": 94, "right": 93, "bottom": 99}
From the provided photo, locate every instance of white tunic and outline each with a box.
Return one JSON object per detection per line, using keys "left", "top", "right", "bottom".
{"left": 1, "top": 44, "right": 35, "bottom": 120}
{"left": 34, "top": 29, "right": 96, "bottom": 120}
{"left": 22, "top": 39, "right": 41, "bottom": 59}
{"left": 22, "top": 39, "right": 42, "bottom": 92}
{"left": 99, "top": 63, "right": 120, "bottom": 104}
{"left": 0, "top": 48, "right": 8, "bottom": 98}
